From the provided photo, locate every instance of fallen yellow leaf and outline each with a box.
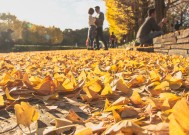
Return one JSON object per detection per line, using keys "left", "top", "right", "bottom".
{"left": 0, "top": 95, "right": 4, "bottom": 107}
{"left": 14, "top": 102, "right": 39, "bottom": 128}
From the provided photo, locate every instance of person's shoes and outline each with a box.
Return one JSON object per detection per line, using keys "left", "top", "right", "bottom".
{"left": 104, "top": 48, "right": 108, "bottom": 50}
{"left": 95, "top": 48, "right": 100, "bottom": 50}
{"left": 88, "top": 48, "right": 94, "bottom": 50}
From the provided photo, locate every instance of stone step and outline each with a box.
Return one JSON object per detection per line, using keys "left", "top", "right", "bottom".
{"left": 177, "top": 38, "right": 189, "bottom": 44}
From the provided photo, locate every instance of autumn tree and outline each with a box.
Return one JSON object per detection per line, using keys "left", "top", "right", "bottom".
{"left": 105, "top": 0, "right": 149, "bottom": 41}
{"left": 105, "top": 0, "right": 188, "bottom": 42}
{"left": 0, "top": 13, "right": 63, "bottom": 45}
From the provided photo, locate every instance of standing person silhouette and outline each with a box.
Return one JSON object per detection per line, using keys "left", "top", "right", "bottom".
{"left": 87, "top": 8, "right": 96, "bottom": 50}
{"left": 95, "top": 6, "right": 108, "bottom": 50}
{"left": 110, "top": 32, "right": 116, "bottom": 48}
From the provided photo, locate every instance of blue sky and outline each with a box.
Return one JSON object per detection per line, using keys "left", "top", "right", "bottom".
{"left": 0, "top": 0, "right": 109, "bottom": 30}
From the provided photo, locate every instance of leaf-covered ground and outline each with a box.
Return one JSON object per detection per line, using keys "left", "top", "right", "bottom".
{"left": 0, "top": 49, "right": 189, "bottom": 135}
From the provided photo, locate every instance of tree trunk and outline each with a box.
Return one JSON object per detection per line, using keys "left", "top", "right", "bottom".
{"left": 141, "top": 0, "right": 148, "bottom": 23}
{"left": 154, "top": 0, "right": 166, "bottom": 23}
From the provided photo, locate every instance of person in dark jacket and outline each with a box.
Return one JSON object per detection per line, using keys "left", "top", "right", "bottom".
{"left": 110, "top": 32, "right": 116, "bottom": 48}
{"left": 174, "top": 20, "right": 182, "bottom": 31}
{"left": 95, "top": 6, "right": 108, "bottom": 50}
{"left": 136, "top": 8, "right": 167, "bottom": 45}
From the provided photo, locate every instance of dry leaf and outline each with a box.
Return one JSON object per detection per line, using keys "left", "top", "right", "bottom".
{"left": 130, "top": 90, "right": 143, "bottom": 105}
{"left": 66, "top": 109, "right": 84, "bottom": 124}
{"left": 75, "top": 128, "right": 93, "bottom": 135}
{"left": 0, "top": 95, "right": 5, "bottom": 107}
{"left": 5, "top": 87, "right": 16, "bottom": 100}
{"left": 104, "top": 120, "right": 142, "bottom": 135}
{"left": 101, "top": 83, "right": 113, "bottom": 96}
{"left": 14, "top": 102, "right": 39, "bottom": 128}
{"left": 169, "top": 98, "right": 189, "bottom": 134}
{"left": 111, "top": 97, "right": 130, "bottom": 106}
{"left": 150, "top": 71, "right": 161, "bottom": 82}
{"left": 50, "top": 118, "right": 73, "bottom": 128}
{"left": 116, "top": 77, "right": 130, "bottom": 94}
{"left": 112, "top": 110, "right": 122, "bottom": 122}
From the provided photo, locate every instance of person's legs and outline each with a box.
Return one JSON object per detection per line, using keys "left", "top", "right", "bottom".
{"left": 98, "top": 27, "right": 108, "bottom": 50}
{"left": 111, "top": 40, "right": 115, "bottom": 48}
{"left": 150, "top": 31, "right": 164, "bottom": 39}
{"left": 96, "top": 27, "right": 100, "bottom": 50}
{"left": 89, "top": 26, "right": 95, "bottom": 49}
{"left": 140, "top": 31, "right": 163, "bottom": 45}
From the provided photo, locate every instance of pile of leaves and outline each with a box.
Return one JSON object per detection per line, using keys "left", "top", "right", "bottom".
{"left": 1, "top": 50, "right": 189, "bottom": 135}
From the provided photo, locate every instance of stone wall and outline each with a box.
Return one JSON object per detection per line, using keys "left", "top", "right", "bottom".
{"left": 153, "top": 28, "right": 189, "bottom": 57}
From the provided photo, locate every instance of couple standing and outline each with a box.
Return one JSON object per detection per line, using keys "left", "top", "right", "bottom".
{"left": 87, "top": 6, "right": 108, "bottom": 50}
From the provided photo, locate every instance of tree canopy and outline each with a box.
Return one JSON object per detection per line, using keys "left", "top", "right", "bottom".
{"left": 104, "top": 0, "right": 189, "bottom": 42}
{"left": 0, "top": 13, "right": 63, "bottom": 45}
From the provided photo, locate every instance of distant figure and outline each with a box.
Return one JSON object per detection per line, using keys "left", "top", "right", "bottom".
{"left": 174, "top": 20, "right": 182, "bottom": 31}
{"left": 110, "top": 32, "right": 116, "bottom": 48}
{"left": 87, "top": 8, "right": 96, "bottom": 50}
{"left": 95, "top": 6, "right": 108, "bottom": 50}
{"left": 136, "top": 8, "right": 167, "bottom": 45}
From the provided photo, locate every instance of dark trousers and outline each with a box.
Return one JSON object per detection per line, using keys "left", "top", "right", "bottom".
{"left": 111, "top": 40, "right": 115, "bottom": 48}
{"left": 139, "top": 31, "right": 164, "bottom": 45}
{"left": 96, "top": 27, "right": 108, "bottom": 49}
{"left": 88, "top": 25, "right": 96, "bottom": 48}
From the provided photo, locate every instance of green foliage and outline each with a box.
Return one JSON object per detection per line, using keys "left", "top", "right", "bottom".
{"left": 62, "top": 28, "right": 110, "bottom": 47}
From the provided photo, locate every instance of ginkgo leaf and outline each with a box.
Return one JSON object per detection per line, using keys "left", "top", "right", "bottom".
{"left": 94, "top": 65, "right": 106, "bottom": 75}
{"left": 145, "top": 98, "right": 157, "bottom": 109}
{"left": 83, "top": 86, "right": 100, "bottom": 100}
{"left": 128, "top": 75, "right": 146, "bottom": 88}
{"left": 0, "top": 73, "right": 11, "bottom": 86}
{"left": 112, "top": 110, "right": 122, "bottom": 122}
{"left": 34, "top": 76, "right": 55, "bottom": 95}
{"left": 102, "top": 73, "right": 113, "bottom": 84}
{"left": 0, "top": 95, "right": 4, "bottom": 107}
{"left": 101, "top": 83, "right": 113, "bottom": 96}
{"left": 170, "top": 98, "right": 189, "bottom": 132}
{"left": 54, "top": 73, "right": 66, "bottom": 82}
{"left": 161, "top": 99, "right": 170, "bottom": 111}
{"left": 104, "top": 120, "right": 142, "bottom": 135}
{"left": 154, "top": 81, "right": 170, "bottom": 91}
{"left": 169, "top": 114, "right": 186, "bottom": 135}
{"left": 105, "top": 105, "right": 123, "bottom": 112}
{"left": 150, "top": 81, "right": 170, "bottom": 96}
{"left": 159, "top": 93, "right": 180, "bottom": 108}
{"left": 65, "top": 109, "right": 84, "bottom": 124}
{"left": 50, "top": 118, "right": 73, "bottom": 128}
{"left": 165, "top": 72, "right": 183, "bottom": 90}
{"left": 14, "top": 102, "right": 39, "bottom": 128}
{"left": 5, "top": 88, "right": 16, "bottom": 101}
{"left": 110, "top": 65, "right": 117, "bottom": 72}
{"left": 159, "top": 93, "right": 179, "bottom": 101}
{"left": 104, "top": 98, "right": 110, "bottom": 111}
{"left": 75, "top": 128, "right": 93, "bottom": 135}
{"left": 78, "top": 71, "right": 86, "bottom": 82}
{"left": 149, "top": 71, "right": 161, "bottom": 82}
{"left": 23, "top": 73, "right": 33, "bottom": 88}
{"left": 62, "top": 78, "right": 75, "bottom": 91}
{"left": 87, "top": 80, "right": 102, "bottom": 93}
{"left": 111, "top": 97, "right": 130, "bottom": 106}
{"left": 130, "top": 90, "right": 143, "bottom": 105}
{"left": 29, "top": 76, "right": 42, "bottom": 86}
{"left": 67, "top": 71, "right": 77, "bottom": 87}
{"left": 116, "top": 77, "right": 130, "bottom": 94}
